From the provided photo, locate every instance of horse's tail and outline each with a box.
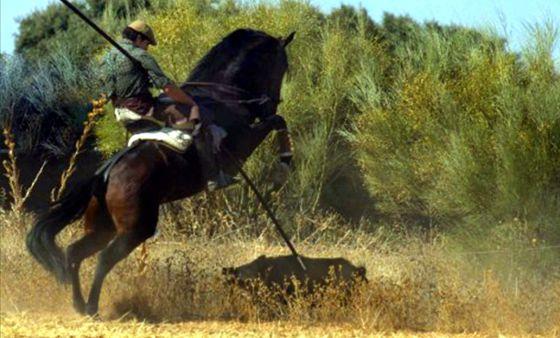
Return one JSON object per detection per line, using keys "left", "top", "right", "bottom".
{"left": 26, "top": 175, "right": 100, "bottom": 283}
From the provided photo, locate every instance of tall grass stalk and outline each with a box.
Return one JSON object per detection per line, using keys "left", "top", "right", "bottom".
{"left": 51, "top": 96, "right": 108, "bottom": 201}
{"left": 2, "top": 122, "right": 47, "bottom": 213}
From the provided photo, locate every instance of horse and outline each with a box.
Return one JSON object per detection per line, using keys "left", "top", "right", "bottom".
{"left": 26, "top": 28, "right": 296, "bottom": 317}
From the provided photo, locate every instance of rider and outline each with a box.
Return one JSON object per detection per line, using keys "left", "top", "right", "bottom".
{"left": 101, "top": 20, "right": 235, "bottom": 191}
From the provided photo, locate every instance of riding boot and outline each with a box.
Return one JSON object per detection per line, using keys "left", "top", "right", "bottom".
{"left": 195, "top": 129, "right": 237, "bottom": 191}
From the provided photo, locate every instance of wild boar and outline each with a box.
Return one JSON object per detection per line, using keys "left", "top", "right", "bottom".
{"left": 222, "top": 254, "right": 367, "bottom": 298}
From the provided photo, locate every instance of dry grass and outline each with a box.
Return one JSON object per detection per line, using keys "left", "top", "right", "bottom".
{"left": 1, "top": 312, "right": 511, "bottom": 338}
{"left": 2, "top": 123, "right": 47, "bottom": 213}
{"left": 1, "top": 212, "right": 559, "bottom": 337}
{"left": 50, "top": 96, "right": 107, "bottom": 201}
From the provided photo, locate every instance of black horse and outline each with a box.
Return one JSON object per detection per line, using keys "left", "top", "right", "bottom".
{"left": 26, "top": 29, "right": 295, "bottom": 316}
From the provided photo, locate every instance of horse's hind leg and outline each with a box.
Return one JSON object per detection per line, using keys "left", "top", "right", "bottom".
{"left": 66, "top": 197, "right": 115, "bottom": 314}
{"left": 84, "top": 202, "right": 158, "bottom": 316}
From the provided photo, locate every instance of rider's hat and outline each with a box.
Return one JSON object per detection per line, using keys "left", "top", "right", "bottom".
{"left": 127, "top": 20, "right": 157, "bottom": 46}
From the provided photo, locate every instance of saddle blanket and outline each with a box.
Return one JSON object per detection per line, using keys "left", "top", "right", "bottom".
{"left": 118, "top": 106, "right": 228, "bottom": 153}
{"left": 115, "top": 107, "right": 143, "bottom": 123}
{"left": 128, "top": 128, "right": 193, "bottom": 152}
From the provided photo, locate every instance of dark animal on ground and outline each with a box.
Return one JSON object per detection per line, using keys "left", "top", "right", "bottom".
{"left": 222, "top": 254, "right": 367, "bottom": 299}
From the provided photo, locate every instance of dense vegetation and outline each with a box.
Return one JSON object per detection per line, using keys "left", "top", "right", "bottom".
{"left": 2, "top": 0, "right": 559, "bottom": 253}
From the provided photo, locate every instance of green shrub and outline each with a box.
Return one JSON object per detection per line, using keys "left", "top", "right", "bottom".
{"left": 350, "top": 21, "right": 559, "bottom": 242}
{"left": 121, "top": 1, "right": 384, "bottom": 215}
{"left": 1, "top": 52, "right": 101, "bottom": 155}
{"left": 11, "top": 0, "right": 559, "bottom": 247}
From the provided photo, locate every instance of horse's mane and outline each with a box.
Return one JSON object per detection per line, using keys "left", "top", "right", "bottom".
{"left": 186, "top": 28, "right": 277, "bottom": 85}
{"left": 183, "top": 29, "right": 284, "bottom": 129}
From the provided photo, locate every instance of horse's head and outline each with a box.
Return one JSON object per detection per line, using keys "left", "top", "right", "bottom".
{"left": 233, "top": 31, "right": 295, "bottom": 120}
{"left": 186, "top": 29, "right": 296, "bottom": 124}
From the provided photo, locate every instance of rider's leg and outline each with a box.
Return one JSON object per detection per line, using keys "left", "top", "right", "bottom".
{"left": 149, "top": 102, "right": 193, "bottom": 130}
{"left": 151, "top": 101, "right": 236, "bottom": 190}
{"left": 195, "top": 127, "right": 237, "bottom": 191}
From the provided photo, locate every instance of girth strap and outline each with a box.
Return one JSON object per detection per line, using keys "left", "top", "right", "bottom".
{"left": 94, "top": 143, "right": 140, "bottom": 184}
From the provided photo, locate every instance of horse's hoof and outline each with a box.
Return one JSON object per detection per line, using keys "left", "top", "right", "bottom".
{"left": 56, "top": 269, "right": 72, "bottom": 285}
{"left": 87, "top": 312, "right": 102, "bottom": 321}
{"left": 85, "top": 305, "right": 100, "bottom": 318}
{"left": 73, "top": 299, "right": 86, "bottom": 314}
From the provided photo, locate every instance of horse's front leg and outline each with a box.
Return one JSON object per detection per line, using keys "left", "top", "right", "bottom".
{"left": 231, "top": 114, "right": 293, "bottom": 164}
{"left": 270, "top": 116, "right": 293, "bottom": 166}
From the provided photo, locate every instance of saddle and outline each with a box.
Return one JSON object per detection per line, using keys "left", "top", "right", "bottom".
{"left": 114, "top": 106, "right": 193, "bottom": 152}
{"left": 128, "top": 128, "right": 193, "bottom": 152}
{"left": 113, "top": 106, "right": 227, "bottom": 153}
{"left": 95, "top": 107, "right": 193, "bottom": 184}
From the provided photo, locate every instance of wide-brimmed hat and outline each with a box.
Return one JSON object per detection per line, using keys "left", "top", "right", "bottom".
{"left": 127, "top": 20, "right": 157, "bottom": 45}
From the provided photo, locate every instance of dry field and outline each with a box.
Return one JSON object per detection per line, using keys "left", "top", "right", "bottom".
{"left": 0, "top": 313, "right": 524, "bottom": 338}
{"left": 1, "top": 213, "right": 559, "bottom": 337}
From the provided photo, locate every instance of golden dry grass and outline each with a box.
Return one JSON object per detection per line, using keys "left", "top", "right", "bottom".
{"left": 1, "top": 212, "right": 559, "bottom": 337}
{"left": 1, "top": 312, "right": 513, "bottom": 338}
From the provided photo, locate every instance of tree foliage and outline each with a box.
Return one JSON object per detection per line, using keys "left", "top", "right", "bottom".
{"left": 14, "top": 0, "right": 155, "bottom": 65}
{"left": 6, "top": 0, "right": 559, "bottom": 243}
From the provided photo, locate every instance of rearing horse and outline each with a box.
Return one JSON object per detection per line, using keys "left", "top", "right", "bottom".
{"left": 26, "top": 29, "right": 296, "bottom": 316}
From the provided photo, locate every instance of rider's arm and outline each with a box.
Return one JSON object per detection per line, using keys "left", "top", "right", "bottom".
{"left": 163, "top": 84, "right": 196, "bottom": 106}
{"left": 139, "top": 53, "right": 201, "bottom": 122}
{"left": 163, "top": 84, "right": 200, "bottom": 122}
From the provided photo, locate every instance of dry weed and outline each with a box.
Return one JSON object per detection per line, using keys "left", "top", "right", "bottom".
{"left": 50, "top": 96, "right": 107, "bottom": 202}
{"left": 2, "top": 123, "right": 47, "bottom": 214}
{"left": 1, "top": 211, "right": 559, "bottom": 336}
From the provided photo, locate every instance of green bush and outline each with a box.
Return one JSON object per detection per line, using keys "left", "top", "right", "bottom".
{"left": 350, "top": 21, "right": 559, "bottom": 242}
{"left": 93, "top": 0, "right": 384, "bottom": 215}
{"left": 1, "top": 52, "right": 101, "bottom": 155}
{"left": 10, "top": 0, "right": 559, "bottom": 247}
{"left": 15, "top": 0, "right": 158, "bottom": 66}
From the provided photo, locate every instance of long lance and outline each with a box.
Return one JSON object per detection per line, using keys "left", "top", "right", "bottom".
{"left": 226, "top": 151, "right": 307, "bottom": 271}
{"left": 60, "top": 0, "right": 305, "bottom": 270}
{"left": 58, "top": 0, "right": 247, "bottom": 97}
{"left": 59, "top": 0, "right": 139, "bottom": 66}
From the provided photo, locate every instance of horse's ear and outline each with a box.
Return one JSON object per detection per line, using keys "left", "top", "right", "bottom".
{"left": 282, "top": 31, "right": 296, "bottom": 47}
